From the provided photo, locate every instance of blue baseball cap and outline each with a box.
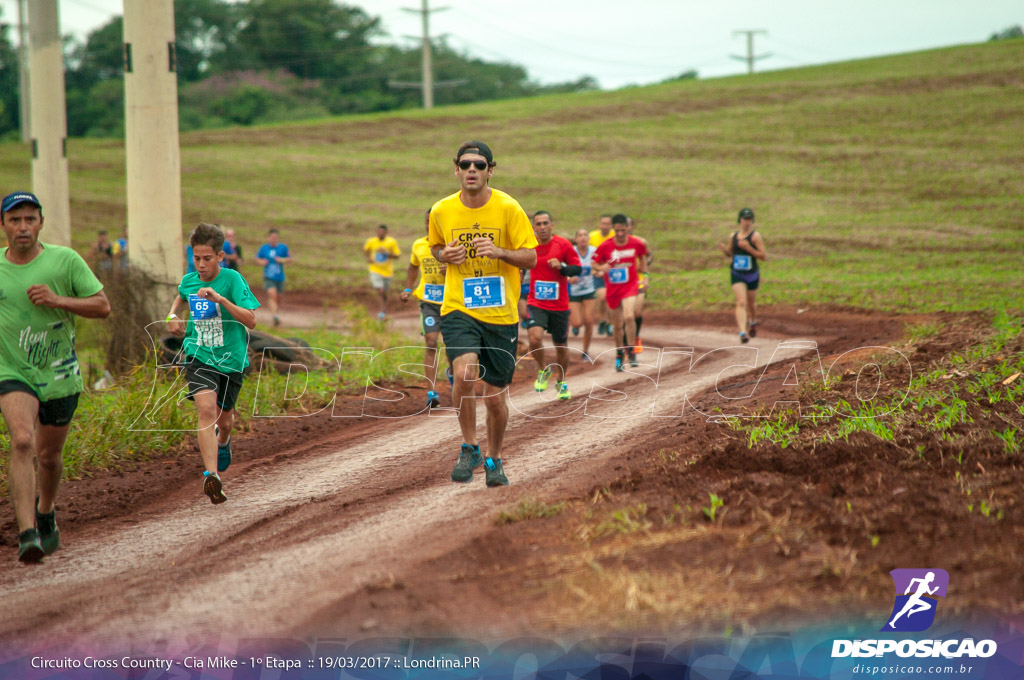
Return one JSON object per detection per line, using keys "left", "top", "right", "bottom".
{"left": 1, "top": 191, "right": 42, "bottom": 214}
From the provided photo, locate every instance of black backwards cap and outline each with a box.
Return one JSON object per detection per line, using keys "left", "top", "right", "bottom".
{"left": 456, "top": 140, "right": 495, "bottom": 165}
{"left": 737, "top": 207, "right": 755, "bottom": 221}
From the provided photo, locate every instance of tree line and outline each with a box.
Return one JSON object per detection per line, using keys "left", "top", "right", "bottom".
{"left": 0, "top": 0, "right": 598, "bottom": 139}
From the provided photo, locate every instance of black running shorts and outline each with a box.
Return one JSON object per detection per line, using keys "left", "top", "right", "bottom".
{"left": 441, "top": 310, "right": 518, "bottom": 388}
{"left": 524, "top": 305, "right": 570, "bottom": 344}
{"left": 182, "top": 360, "right": 245, "bottom": 411}
{"left": 0, "top": 380, "right": 80, "bottom": 427}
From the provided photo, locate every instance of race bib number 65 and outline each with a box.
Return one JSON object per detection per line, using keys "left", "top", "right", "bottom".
{"left": 188, "top": 294, "right": 219, "bottom": 320}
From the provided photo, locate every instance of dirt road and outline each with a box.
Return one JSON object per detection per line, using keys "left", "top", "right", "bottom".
{"left": 0, "top": 312, "right": 825, "bottom": 654}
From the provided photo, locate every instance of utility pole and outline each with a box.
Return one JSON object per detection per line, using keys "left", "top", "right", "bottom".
{"left": 27, "top": 0, "right": 70, "bottom": 246}
{"left": 731, "top": 30, "right": 771, "bottom": 75}
{"left": 17, "top": 0, "right": 30, "bottom": 141}
{"left": 391, "top": 0, "right": 465, "bottom": 109}
{"left": 123, "top": 0, "right": 183, "bottom": 307}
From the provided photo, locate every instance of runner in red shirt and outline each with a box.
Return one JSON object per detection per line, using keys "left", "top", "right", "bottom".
{"left": 525, "top": 211, "right": 582, "bottom": 399}
{"left": 592, "top": 213, "right": 647, "bottom": 371}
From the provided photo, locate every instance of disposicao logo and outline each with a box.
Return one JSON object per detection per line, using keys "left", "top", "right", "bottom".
{"left": 831, "top": 568, "right": 998, "bottom": 659}
{"left": 882, "top": 568, "right": 948, "bottom": 632}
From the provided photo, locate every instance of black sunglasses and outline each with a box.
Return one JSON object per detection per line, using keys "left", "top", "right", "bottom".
{"left": 458, "top": 160, "right": 489, "bottom": 171}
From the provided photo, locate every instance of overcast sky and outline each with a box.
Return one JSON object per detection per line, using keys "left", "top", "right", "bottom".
{"left": 10, "top": 0, "right": 1023, "bottom": 88}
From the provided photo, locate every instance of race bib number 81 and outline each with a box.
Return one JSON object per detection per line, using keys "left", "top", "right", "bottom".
{"left": 463, "top": 276, "right": 505, "bottom": 309}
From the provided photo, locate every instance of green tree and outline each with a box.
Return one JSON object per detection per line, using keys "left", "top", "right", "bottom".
{"left": 0, "top": 9, "right": 20, "bottom": 137}
{"left": 238, "top": 0, "right": 381, "bottom": 80}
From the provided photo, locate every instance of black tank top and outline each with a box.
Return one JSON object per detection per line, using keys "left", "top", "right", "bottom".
{"left": 730, "top": 231, "right": 758, "bottom": 273}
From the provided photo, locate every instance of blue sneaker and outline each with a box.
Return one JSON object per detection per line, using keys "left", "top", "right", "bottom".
{"left": 450, "top": 443, "right": 483, "bottom": 482}
{"left": 484, "top": 457, "right": 509, "bottom": 487}
{"left": 427, "top": 390, "right": 440, "bottom": 408}
{"left": 740, "top": 331, "right": 749, "bottom": 344}
{"left": 217, "top": 435, "right": 232, "bottom": 472}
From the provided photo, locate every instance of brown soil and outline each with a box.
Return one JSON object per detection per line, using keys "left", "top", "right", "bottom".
{"left": 1, "top": 296, "right": 1021, "bottom": 654}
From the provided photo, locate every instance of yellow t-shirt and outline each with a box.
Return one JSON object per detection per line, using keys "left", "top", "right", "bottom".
{"left": 409, "top": 236, "right": 445, "bottom": 303}
{"left": 589, "top": 229, "right": 614, "bottom": 247}
{"left": 363, "top": 236, "right": 401, "bottom": 277}
{"left": 428, "top": 189, "right": 537, "bottom": 324}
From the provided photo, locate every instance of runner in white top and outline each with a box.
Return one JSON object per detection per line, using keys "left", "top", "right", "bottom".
{"left": 568, "top": 228, "right": 598, "bottom": 361}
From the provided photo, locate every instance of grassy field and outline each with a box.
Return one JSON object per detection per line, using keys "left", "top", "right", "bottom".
{"left": 1, "top": 39, "right": 1021, "bottom": 315}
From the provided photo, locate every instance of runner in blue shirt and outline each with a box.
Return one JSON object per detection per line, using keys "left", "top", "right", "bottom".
{"left": 255, "top": 229, "right": 291, "bottom": 326}
{"left": 718, "top": 208, "right": 768, "bottom": 343}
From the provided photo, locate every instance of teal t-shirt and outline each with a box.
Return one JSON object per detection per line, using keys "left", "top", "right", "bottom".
{"left": 178, "top": 267, "right": 260, "bottom": 373}
{"left": 0, "top": 243, "right": 104, "bottom": 401}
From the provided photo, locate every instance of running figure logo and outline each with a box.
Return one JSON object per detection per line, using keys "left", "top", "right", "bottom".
{"left": 881, "top": 568, "right": 949, "bottom": 632}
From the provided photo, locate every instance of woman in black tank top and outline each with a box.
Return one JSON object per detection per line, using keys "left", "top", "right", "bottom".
{"left": 718, "top": 208, "right": 768, "bottom": 343}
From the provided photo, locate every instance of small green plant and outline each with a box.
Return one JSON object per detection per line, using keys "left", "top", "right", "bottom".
{"left": 496, "top": 496, "right": 567, "bottom": 525}
{"left": 747, "top": 417, "right": 800, "bottom": 448}
{"left": 993, "top": 427, "right": 1019, "bottom": 454}
{"left": 702, "top": 493, "right": 724, "bottom": 522}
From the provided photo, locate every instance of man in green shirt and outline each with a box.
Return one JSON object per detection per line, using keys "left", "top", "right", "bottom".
{"left": 166, "top": 223, "right": 259, "bottom": 505}
{"left": 0, "top": 191, "right": 111, "bottom": 563}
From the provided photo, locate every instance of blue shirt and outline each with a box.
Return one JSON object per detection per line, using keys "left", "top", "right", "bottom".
{"left": 257, "top": 243, "right": 289, "bottom": 282}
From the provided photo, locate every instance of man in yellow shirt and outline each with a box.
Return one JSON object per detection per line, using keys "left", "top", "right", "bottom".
{"left": 429, "top": 140, "right": 538, "bottom": 487}
{"left": 401, "top": 209, "right": 448, "bottom": 409}
{"left": 363, "top": 224, "right": 401, "bottom": 320}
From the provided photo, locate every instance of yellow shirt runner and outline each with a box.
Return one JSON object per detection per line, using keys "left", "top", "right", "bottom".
{"left": 409, "top": 236, "right": 445, "bottom": 304}
{"left": 428, "top": 189, "right": 537, "bottom": 325}
{"left": 363, "top": 235, "right": 401, "bottom": 277}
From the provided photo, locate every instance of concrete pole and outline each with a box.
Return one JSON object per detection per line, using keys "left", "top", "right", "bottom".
{"left": 123, "top": 0, "right": 182, "bottom": 305}
{"left": 27, "top": 0, "right": 70, "bottom": 246}
{"left": 420, "top": 0, "right": 433, "bottom": 109}
{"left": 17, "top": 0, "right": 30, "bottom": 141}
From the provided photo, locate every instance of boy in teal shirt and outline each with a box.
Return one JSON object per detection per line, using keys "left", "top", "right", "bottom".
{"left": 0, "top": 191, "right": 111, "bottom": 563}
{"left": 166, "top": 223, "right": 259, "bottom": 504}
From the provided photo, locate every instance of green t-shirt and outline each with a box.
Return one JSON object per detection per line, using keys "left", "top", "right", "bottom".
{"left": 0, "top": 243, "right": 104, "bottom": 401}
{"left": 178, "top": 267, "right": 260, "bottom": 374}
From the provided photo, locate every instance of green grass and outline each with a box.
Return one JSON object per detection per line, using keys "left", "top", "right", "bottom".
{"left": 0, "top": 312, "right": 422, "bottom": 492}
{"left": 1, "top": 40, "right": 1022, "bottom": 312}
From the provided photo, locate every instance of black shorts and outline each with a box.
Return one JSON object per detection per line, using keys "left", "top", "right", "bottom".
{"left": 182, "top": 360, "right": 245, "bottom": 411}
{"left": 524, "top": 305, "right": 570, "bottom": 344}
{"left": 593, "top": 277, "right": 605, "bottom": 290}
{"left": 731, "top": 271, "right": 760, "bottom": 290}
{"left": 441, "top": 310, "right": 518, "bottom": 388}
{"left": 0, "top": 380, "right": 80, "bottom": 427}
{"left": 419, "top": 300, "right": 442, "bottom": 335}
{"left": 569, "top": 292, "right": 596, "bottom": 303}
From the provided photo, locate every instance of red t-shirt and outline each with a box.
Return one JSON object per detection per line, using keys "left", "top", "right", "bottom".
{"left": 593, "top": 236, "right": 648, "bottom": 306}
{"left": 527, "top": 235, "right": 581, "bottom": 311}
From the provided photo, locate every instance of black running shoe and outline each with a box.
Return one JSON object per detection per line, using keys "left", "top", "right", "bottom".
{"left": 740, "top": 331, "right": 749, "bottom": 344}
{"left": 203, "top": 471, "right": 227, "bottom": 504}
{"left": 628, "top": 350, "right": 638, "bottom": 367}
{"left": 748, "top": 321, "right": 758, "bottom": 338}
{"left": 18, "top": 528, "right": 44, "bottom": 564}
{"left": 35, "top": 502, "right": 60, "bottom": 555}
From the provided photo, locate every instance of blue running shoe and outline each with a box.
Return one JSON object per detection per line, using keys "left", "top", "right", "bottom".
{"left": 427, "top": 390, "right": 440, "bottom": 408}
{"left": 484, "top": 457, "right": 509, "bottom": 487}
{"left": 451, "top": 443, "right": 483, "bottom": 482}
{"left": 217, "top": 435, "right": 232, "bottom": 472}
